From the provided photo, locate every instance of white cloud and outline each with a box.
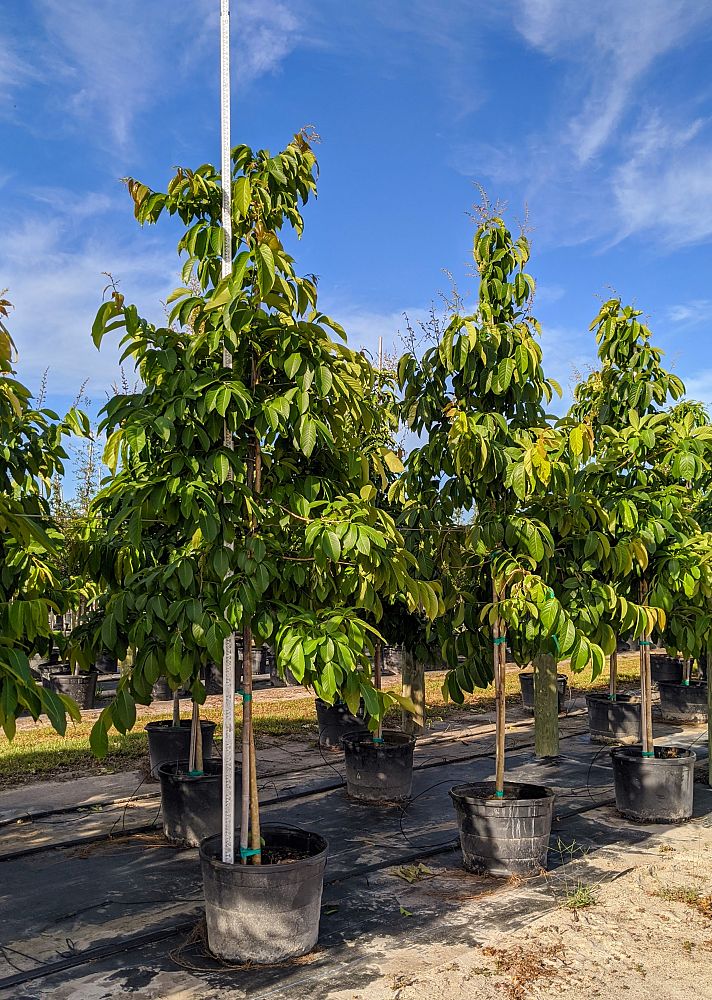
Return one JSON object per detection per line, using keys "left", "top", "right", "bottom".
{"left": 1, "top": 207, "right": 175, "bottom": 401}
{"left": 516, "top": 0, "right": 712, "bottom": 164}
{"left": 2, "top": 1, "right": 306, "bottom": 149}
{"left": 611, "top": 113, "right": 712, "bottom": 247}
{"left": 678, "top": 370, "right": 712, "bottom": 413}
{"left": 667, "top": 300, "right": 712, "bottom": 326}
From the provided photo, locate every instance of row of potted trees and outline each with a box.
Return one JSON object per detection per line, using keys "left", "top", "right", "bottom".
{"left": 2, "top": 130, "right": 711, "bottom": 963}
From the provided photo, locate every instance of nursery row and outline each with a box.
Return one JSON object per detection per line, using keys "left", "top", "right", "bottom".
{"left": 2, "top": 124, "right": 712, "bottom": 964}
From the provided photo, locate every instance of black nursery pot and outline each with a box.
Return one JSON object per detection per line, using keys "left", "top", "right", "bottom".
{"left": 586, "top": 693, "right": 641, "bottom": 744}
{"left": 51, "top": 671, "right": 98, "bottom": 709}
{"left": 315, "top": 697, "right": 367, "bottom": 750}
{"left": 145, "top": 719, "right": 216, "bottom": 778}
{"left": 200, "top": 825, "right": 329, "bottom": 964}
{"left": 342, "top": 730, "right": 416, "bottom": 804}
{"left": 650, "top": 655, "right": 683, "bottom": 686}
{"left": 151, "top": 677, "right": 187, "bottom": 701}
{"left": 158, "top": 759, "right": 225, "bottom": 847}
{"left": 449, "top": 781, "right": 555, "bottom": 876}
{"left": 94, "top": 651, "right": 118, "bottom": 673}
{"left": 611, "top": 745, "right": 695, "bottom": 823}
{"left": 658, "top": 682, "right": 708, "bottom": 723}
{"left": 518, "top": 671, "right": 568, "bottom": 714}
{"left": 203, "top": 661, "right": 223, "bottom": 696}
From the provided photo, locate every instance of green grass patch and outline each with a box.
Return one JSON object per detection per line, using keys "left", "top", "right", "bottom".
{"left": 0, "top": 653, "right": 642, "bottom": 790}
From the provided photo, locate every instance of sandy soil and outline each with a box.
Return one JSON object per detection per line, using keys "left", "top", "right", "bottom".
{"left": 332, "top": 838, "right": 712, "bottom": 1000}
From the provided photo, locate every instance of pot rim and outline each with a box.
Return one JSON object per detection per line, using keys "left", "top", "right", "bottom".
{"left": 157, "top": 759, "right": 223, "bottom": 780}
{"left": 585, "top": 692, "right": 640, "bottom": 704}
{"left": 610, "top": 745, "right": 696, "bottom": 765}
{"left": 658, "top": 681, "right": 707, "bottom": 690}
{"left": 518, "top": 671, "right": 568, "bottom": 681}
{"left": 449, "top": 780, "right": 554, "bottom": 805}
{"left": 342, "top": 729, "right": 415, "bottom": 750}
{"left": 199, "top": 824, "right": 328, "bottom": 872}
{"left": 145, "top": 718, "right": 217, "bottom": 733}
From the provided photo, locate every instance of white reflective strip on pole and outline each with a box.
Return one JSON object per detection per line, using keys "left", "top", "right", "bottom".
{"left": 220, "top": 0, "right": 235, "bottom": 866}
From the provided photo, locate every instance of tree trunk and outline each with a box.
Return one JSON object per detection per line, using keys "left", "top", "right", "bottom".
{"left": 172, "top": 690, "right": 181, "bottom": 728}
{"left": 609, "top": 649, "right": 618, "bottom": 700}
{"left": 533, "top": 651, "right": 559, "bottom": 758}
{"left": 189, "top": 699, "right": 203, "bottom": 774}
{"left": 708, "top": 644, "right": 712, "bottom": 787}
{"left": 639, "top": 579, "right": 654, "bottom": 756}
{"left": 492, "top": 575, "right": 506, "bottom": 797}
{"left": 401, "top": 649, "right": 425, "bottom": 735}
{"left": 374, "top": 642, "right": 383, "bottom": 740}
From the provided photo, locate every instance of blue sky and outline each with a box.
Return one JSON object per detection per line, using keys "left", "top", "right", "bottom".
{"left": 3, "top": 0, "right": 712, "bottom": 428}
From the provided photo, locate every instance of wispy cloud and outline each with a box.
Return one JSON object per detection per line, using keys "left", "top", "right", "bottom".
{"left": 516, "top": 0, "right": 712, "bottom": 164}
{"left": 3, "top": 1, "right": 307, "bottom": 149}
{"left": 611, "top": 113, "right": 712, "bottom": 247}
{"left": 667, "top": 300, "right": 712, "bottom": 326}
{"left": 1, "top": 206, "right": 175, "bottom": 399}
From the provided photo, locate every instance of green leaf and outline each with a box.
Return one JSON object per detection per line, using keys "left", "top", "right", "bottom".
{"left": 234, "top": 176, "right": 252, "bottom": 216}
{"left": 300, "top": 417, "right": 317, "bottom": 457}
{"left": 256, "top": 244, "right": 275, "bottom": 297}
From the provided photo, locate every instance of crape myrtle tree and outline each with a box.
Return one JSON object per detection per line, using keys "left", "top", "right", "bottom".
{"left": 0, "top": 296, "right": 89, "bottom": 739}
{"left": 83, "top": 132, "right": 436, "bottom": 857}
{"left": 396, "top": 208, "right": 612, "bottom": 795}
{"left": 568, "top": 302, "right": 712, "bottom": 753}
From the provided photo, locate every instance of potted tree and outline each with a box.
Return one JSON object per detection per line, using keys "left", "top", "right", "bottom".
{"left": 87, "top": 132, "right": 427, "bottom": 961}
{"left": 570, "top": 303, "right": 712, "bottom": 822}
{"left": 397, "top": 206, "right": 608, "bottom": 875}
{"left": 0, "top": 296, "right": 88, "bottom": 742}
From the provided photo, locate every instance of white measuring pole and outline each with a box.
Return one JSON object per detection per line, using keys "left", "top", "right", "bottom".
{"left": 220, "top": 0, "right": 236, "bottom": 866}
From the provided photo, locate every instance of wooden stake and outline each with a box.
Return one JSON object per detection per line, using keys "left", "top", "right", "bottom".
{"left": 240, "top": 625, "right": 252, "bottom": 864}
{"left": 639, "top": 579, "right": 654, "bottom": 756}
{"left": 374, "top": 642, "right": 383, "bottom": 741}
{"left": 172, "top": 689, "right": 181, "bottom": 728}
{"left": 707, "top": 643, "right": 712, "bottom": 788}
{"left": 401, "top": 649, "right": 425, "bottom": 734}
{"left": 533, "top": 650, "right": 558, "bottom": 758}
{"left": 609, "top": 648, "right": 618, "bottom": 700}
{"left": 492, "top": 574, "right": 506, "bottom": 798}
{"left": 189, "top": 699, "right": 203, "bottom": 774}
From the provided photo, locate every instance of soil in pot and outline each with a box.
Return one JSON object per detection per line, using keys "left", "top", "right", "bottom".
{"left": 586, "top": 693, "right": 641, "bottom": 744}
{"left": 158, "top": 759, "right": 227, "bottom": 847}
{"left": 518, "top": 671, "right": 568, "bottom": 714}
{"left": 658, "top": 681, "right": 708, "bottom": 723}
{"left": 315, "top": 698, "right": 367, "bottom": 750}
{"left": 51, "top": 671, "right": 98, "bottom": 709}
{"left": 449, "top": 781, "right": 554, "bottom": 876}
{"left": 145, "top": 719, "right": 216, "bottom": 778}
{"left": 611, "top": 745, "right": 695, "bottom": 823}
{"left": 342, "top": 730, "right": 415, "bottom": 803}
{"left": 200, "top": 825, "right": 329, "bottom": 963}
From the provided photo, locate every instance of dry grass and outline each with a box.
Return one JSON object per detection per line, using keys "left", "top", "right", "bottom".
{"left": 482, "top": 944, "right": 562, "bottom": 1000}
{"left": 0, "top": 652, "right": 642, "bottom": 789}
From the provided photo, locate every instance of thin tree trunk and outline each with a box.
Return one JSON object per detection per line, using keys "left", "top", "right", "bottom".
{"left": 492, "top": 575, "right": 506, "bottom": 797}
{"left": 707, "top": 643, "right": 712, "bottom": 787}
{"left": 609, "top": 649, "right": 618, "bottom": 700}
{"left": 683, "top": 658, "right": 692, "bottom": 686}
{"left": 374, "top": 642, "right": 383, "bottom": 740}
{"left": 189, "top": 699, "right": 203, "bottom": 774}
{"left": 172, "top": 690, "right": 181, "bottom": 728}
{"left": 639, "top": 579, "right": 654, "bottom": 756}
{"left": 401, "top": 649, "right": 425, "bottom": 735}
{"left": 533, "top": 650, "right": 558, "bottom": 758}
{"left": 240, "top": 350, "right": 261, "bottom": 865}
